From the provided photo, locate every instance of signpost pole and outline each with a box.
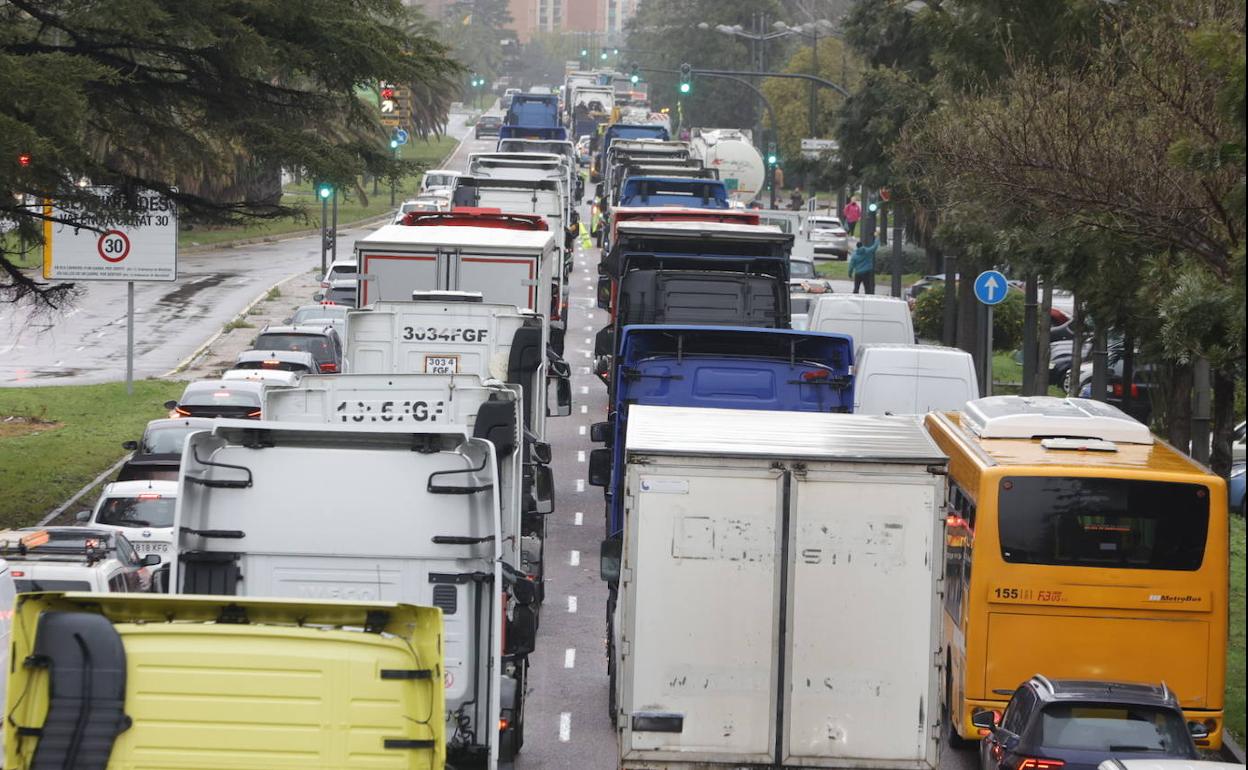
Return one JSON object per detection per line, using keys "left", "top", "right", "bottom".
{"left": 984, "top": 305, "right": 994, "bottom": 397}
{"left": 330, "top": 190, "right": 338, "bottom": 264}
{"left": 126, "top": 281, "right": 135, "bottom": 396}
{"left": 320, "top": 193, "right": 328, "bottom": 275}
{"left": 973, "top": 269, "right": 1007, "bottom": 397}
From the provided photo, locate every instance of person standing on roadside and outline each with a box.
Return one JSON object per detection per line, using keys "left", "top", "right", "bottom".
{"left": 848, "top": 239, "right": 879, "bottom": 294}
{"left": 842, "top": 197, "right": 861, "bottom": 237}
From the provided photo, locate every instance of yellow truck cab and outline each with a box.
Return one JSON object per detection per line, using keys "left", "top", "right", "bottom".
{"left": 4, "top": 593, "right": 444, "bottom": 770}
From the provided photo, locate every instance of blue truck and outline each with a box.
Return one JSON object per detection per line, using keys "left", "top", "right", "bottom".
{"left": 590, "top": 124, "right": 671, "bottom": 181}
{"left": 504, "top": 92, "right": 560, "bottom": 128}
{"left": 616, "top": 176, "right": 729, "bottom": 209}
{"left": 497, "top": 125, "right": 568, "bottom": 143}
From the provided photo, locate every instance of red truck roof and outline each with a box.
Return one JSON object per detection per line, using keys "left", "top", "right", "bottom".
{"left": 402, "top": 207, "right": 549, "bottom": 230}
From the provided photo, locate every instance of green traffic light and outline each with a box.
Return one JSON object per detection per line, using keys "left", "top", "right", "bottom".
{"left": 679, "top": 82, "right": 691, "bottom": 94}
{"left": 768, "top": 155, "right": 778, "bottom": 165}
{"left": 630, "top": 74, "right": 639, "bottom": 85}
{"left": 580, "top": 49, "right": 588, "bottom": 57}
{"left": 390, "top": 139, "right": 399, "bottom": 149}
{"left": 867, "top": 202, "right": 879, "bottom": 213}
{"left": 318, "top": 185, "right": 332, "bottom": 199}
{"left": 600, "top": 52, "right": 608, "bottom": 60}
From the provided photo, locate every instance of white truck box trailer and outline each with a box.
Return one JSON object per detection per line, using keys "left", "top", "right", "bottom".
{"left": 171, "top": 419, "right": 533, "bottom": 768}
{"left": 608, "top": 405, "right": 947, "bottom": 770}
{"left": 354, "top": 224, "right": 556, "bottom": 319}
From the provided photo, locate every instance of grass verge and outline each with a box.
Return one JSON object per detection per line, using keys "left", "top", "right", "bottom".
{"left": 1228, "top": 513, "right": 1245, "bottom": 743}
{"left": 814, "top": 258, "right": 922, "bottom": 286}
{"left": 0, "top": 380, "right": 185, "bottom": 528}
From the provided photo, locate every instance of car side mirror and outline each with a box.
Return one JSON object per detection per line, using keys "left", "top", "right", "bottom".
{"left": 1187, "top": 720, "right": 1210, "bottom": 740}
{"left": 548, "top": 377, "right": 572, "bottom": 418}
{"left": 75, "top": 510, "right": 92, "bottom": 523}
{"left": 588, "top": 448, "right": 611, "bottom": 487}
{"left": 590, "top": 421, "right": 612, "bottom": 445}
{"left": 122, "top": 440, "right": 139, "bottom": 451}
{"left": 163, "top": 400, "right": 178, "bottom": 410}
{"left": 531, "top": 440, "right": 552, "bottom": 466}
{"left": 970, "top": 709, "right": 1000, "bottom": 731}
{"left": 282, "top": 317, "right": 292, "bottom": 324}
{"left": 600, "top": 536, "right": 622, "bottom": 583}
{"left": 312, "top": 292, "right": 325, "bottom": 302}
{"left": 510, "top": 575, "right": 537, "bottom": 606}
{"left": 506, "top": 603, "right": 537, "bottom": 657}
{"left": 141, "top": 554, "right": 162, "bottom": 567}
{"left": 596, "top": 276, "right": 612, "bottom": 310}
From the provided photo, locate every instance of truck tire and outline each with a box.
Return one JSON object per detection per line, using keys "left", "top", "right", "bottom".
{"left": 944, "top": 667, "right": 971, "bottom": 748}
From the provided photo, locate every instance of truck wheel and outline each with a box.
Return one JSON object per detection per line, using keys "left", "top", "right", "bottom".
{"left": 944, "top": 668, "right": 971, "bottom": 749}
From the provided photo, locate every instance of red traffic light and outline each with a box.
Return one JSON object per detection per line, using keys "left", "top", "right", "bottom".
{"left": 17, "top": 153, "right": 32, "bottom": 167}
{"left": 381, "top": 87, "right": 396, "bottom": 101}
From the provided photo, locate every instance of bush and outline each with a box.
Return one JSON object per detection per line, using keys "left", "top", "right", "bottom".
{"left": 910, "top": 283, "right": 1025, "bottom": 350}
{"left": 873, "top": 243, "right": 929, "bottom": 277}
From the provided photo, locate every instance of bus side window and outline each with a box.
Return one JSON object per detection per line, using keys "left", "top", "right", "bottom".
{"left": 944, "top": 484, "right": 977, "bottom": 621}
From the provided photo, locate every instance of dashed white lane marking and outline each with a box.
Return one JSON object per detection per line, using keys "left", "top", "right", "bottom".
{"left": 580, "top": 405, "right": 588, "bottom": 414}
{"left": 578, "top": 425, "right": 586, "bottom": 436}
{"left": 559, "top": 712, "right": 572, "bottom": 742}
{"left": 579, "top": 386, "right": 589, "bottom": 395}
{"left": 564, "top": 648, "right": 576, "bottom": 668}
{"left": 574, "top": 511, "right": 584, "bottom": 526}
{"left": 584, "top": 337, "right": 591, "bottom": 345}
{"left": 584, "top": 325, "right": 593, "bottom": 331}
{"left": 580, "top": 366, "right": 590, "bottom": 374}
{"left": 570, "top": 550, "right": 581, "bottom": 566}
{"left": 583, "top": 350, "right": 592, "bottom": 359}
{"left": 577, "top": 450, "right": 586, "bottom": 463}
{"left": 575, "top": 479, "right": 585, "bottom": 492}
{"left": 567, "top": 595, "right": 578, "bottom": 613}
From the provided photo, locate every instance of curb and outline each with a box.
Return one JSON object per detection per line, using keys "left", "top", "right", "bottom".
{"left": 1223, "top": 730, "right": 1246, "bottom": 763}
{"left": 38, "top": 455, "right": 130, "bottom": 526}
{"left": 162, "top": 269, "right": 306, "bottom": 377}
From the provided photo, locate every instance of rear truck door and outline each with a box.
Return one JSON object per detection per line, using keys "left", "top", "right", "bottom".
{"left": 620, "top": 464, "right": 782, "bottom": 764}
{"left": 453, "top": 250, "right": 543, "bottom": 316}
{"left": 784, "top": 466, "right": 942, "bottom": 766}
{"left": 357, "top": 246, "right": 441, "bottom": 306}
{"left": 5, "top": 593, "right": 445, "bottom": 770}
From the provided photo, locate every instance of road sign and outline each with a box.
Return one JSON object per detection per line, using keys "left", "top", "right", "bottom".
{"left": 44, "top": 187, "right": 177, "bottom": 282}
{"left": 394, "top": 128, "right": 409, "bottom": 145}
{"left": 974, "top": 270, "right": 1008, "bottom": 305}
{"left": 801, "top": 138, "right": 839, "bottom": 160}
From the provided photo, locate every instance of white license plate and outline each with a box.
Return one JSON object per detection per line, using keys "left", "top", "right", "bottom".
{"left": 424, "top": 355, "right": 459, "bottom": 374}
{"left": 134, "top": 542, "right": 169, "bottom": 553}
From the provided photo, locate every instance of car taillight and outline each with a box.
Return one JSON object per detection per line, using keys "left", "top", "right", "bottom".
{"left": 1111, "top": 383, "right": 1123, "bottom": 397}
{"left": 1131, "top": 383, "right": 1140, "bottom": 398}
{"left": 11, "top": 570, "right": 24, "bottom": 577}
{"left": 319, "top": 362, "right": 338, "bottom": 373}
{"left": 1016, "top": 759, "right": 1064, "bottom": 770}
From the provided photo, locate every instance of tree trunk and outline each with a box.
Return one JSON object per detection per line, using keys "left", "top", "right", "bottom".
{"left": 1067, "top": 298, "right": 1083, "bottom": 397}
{"left": 1120, "top": 331, "right": 1135, "bottom": 417}
{"left": 1033, "top": 281, "right": 1053, "bottom": 396}
{"left": 1166, "top": 361, "right": 1193, "bottom": 453}
{"left": 957, "top": 264, "right": 979, "bottom": 356}
{"left": 926, "top": 243, "right": 943, "bottom": 276}
{"left": 1210, "top": 366, "right": 1236, "bottom": 478}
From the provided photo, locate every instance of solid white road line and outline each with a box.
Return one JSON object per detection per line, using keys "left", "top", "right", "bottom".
{"left": 564, "top": 648, "right": 576, "bottom": 668}
{"left": 570, "top": 550, "right": 581, "bottom": 566}
{"left": 574, "top": 511, "right": 584, "bottom": 526}
{"left": 567, "top": 595, "right": 578, "bottom": 613}
{"left": 559, "top": 712, "right": 572, "bottom": 742}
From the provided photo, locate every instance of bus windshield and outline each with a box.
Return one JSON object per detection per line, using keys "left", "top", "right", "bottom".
{"left": 997, "top": 476, "right": 1209, "bottom": 571}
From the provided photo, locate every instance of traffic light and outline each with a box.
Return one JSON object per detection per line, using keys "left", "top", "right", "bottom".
{"left": 679, "top": 63, "right": 692, "bottom": 94}
{"left": 600, "top": 51, "right": 608, "bottom": 61}
{"left": 612, "top": 48, "right": 619, "bottom": 55}
{"left": 767, "top": 143, "right": 778, "bottom": 166}
{"left": 317, "top": 183, "right": 333, "bottom": 200}
{"left": 389, "top": 139, "right": 399, "bottom": 150}
{"left": 17, "top": 153, "right": 31, "bottom": 167}
{"left": 629, "top": 64, "right": 640, "bottom": 85}
{"left": 867, "top": 198, "right": 879, "bottom": 213}
{"left": 580, "top": 48, "right": 588, "bottom": 57}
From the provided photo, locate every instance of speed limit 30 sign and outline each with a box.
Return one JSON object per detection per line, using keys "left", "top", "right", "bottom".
{"left": 44, "top": 187, "right": 177, "bottom": 282}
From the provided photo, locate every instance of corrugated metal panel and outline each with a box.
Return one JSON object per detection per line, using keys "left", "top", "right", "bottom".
{"left": 625, "top": 405, "right": 945, "bottom": 463}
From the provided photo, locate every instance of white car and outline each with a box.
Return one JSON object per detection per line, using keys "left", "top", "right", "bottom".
{"left": 319, "top": 259, "right": 357, "bottom": 289}
{"left": 1, "top": 527, "right": 158, "bottom": 593}
{"left": 79, "top": 480, "right": 177, "bottom": 590}
{"left": 222, "top": 368, "right": 301, "bottom": 388}
{"left": 393, "top": 193, "right": 451, "bottom": 223}
{"left": 802, "top": 214, "right": 844, "bottom": 239}
{"left": 231, "top": 348, "right": 318, "bottom": 374}
{"left": 420, "top": 169, "right": 460, "bottom": 193}
{"left": 808, "top": 220, "right": 851, "bottom": 259}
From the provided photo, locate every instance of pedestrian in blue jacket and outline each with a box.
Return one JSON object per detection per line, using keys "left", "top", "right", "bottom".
{"left": 848, "top": 240, "right": 879, "bottom": 294}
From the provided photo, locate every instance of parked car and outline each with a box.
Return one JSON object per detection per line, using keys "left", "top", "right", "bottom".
{"left": 475, "top": 115, "right": 502, "bottom": 138}
{"left": 230, "top": 349, "right": 317, "bottom": 374}
{"left": 116, "top": 416, "right": 214, "bottom": 481}
{"left": 974, "top": 676, "right": 1203, "bottom": 770}
{"left": 78, "top": 480, "right": 177, "bottom": 591}
{"left": 318, "top": 259, "right": 357, "bottom": 290}
{"left": 165, "top": 379, "right": 266, "bottom": 419}
{"left": 252, "top": 324, "right": 344, "bottom": 373}
{"left": 0, "top": 527, "right": 158, "bottom": 593}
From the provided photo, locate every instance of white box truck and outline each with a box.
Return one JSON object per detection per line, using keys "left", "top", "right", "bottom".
{"left": 605, "top": 405, "right": 947, "bottom": 770}
{"left": 354, "top": 224, "right": 556, "bottom": 321}
{"left": 171, "top": 419, "right": 534, "bottom": 767}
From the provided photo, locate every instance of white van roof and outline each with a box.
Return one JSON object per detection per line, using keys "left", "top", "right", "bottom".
{"left": 854, "top": 344, "right": 979, "bottom": 415}
{"left": 809, "top": 294, "right": 915, "bottom": 346}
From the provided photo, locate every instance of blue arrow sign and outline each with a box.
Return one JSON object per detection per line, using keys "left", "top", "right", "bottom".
{"left": 394, "top": 128, "right": 409, "bottom": 145}
{"left": 974, "top": 270, "right": 1009, "bottom": 305}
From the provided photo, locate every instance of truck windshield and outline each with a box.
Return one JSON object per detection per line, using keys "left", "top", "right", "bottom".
{"left": 997, "top": 477, "right": 1209, "bottom": 571}
{"left": 97, "top": 496, "right": 176, "bottom": 528}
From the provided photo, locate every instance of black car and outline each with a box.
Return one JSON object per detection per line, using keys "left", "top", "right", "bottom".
{"left": 975, "top": 676, "right": 1204, "bottom": 770}
{"left": 475, "top": 115, "right": 502, "bottom": 138}
{"left": 116, "top": 417, "right": 215, "bottom": 481}
{"left": 252, "top": 324, "right": 344, "bottom": 373}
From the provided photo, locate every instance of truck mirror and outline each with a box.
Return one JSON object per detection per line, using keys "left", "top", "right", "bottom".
{"left": 548, "top": 377, "right": 572, "bottom": 418}
{"left": 122, "top": 440, "right": 139, "bottom": 451}
{"left": 596, "top": 276, "right": 612, "bottom": 310}
{"left": 590, "top": 421, "right": 612, "bottom": 445}
{"left": 506, "top": 603, "right": 538, "bottom": 657}
{"left": 141, "top": 554, "right": 162, "bottom": 567}
{"left": 531, "top": 440, "right": 553, "bottom": 466}
{"left": 473, "top": 401, "right": 518, "bottom": 458}
{"left": 1187, "top": 720, "right": 1210, "bottom": 740}
{"left": 970, "top": 709, "right": 1000, "bottom": 731}
{"left": 547, "top": 356, "right": 572, "bottom": 380}
{"left": 594, "top": 326, "right": 614, "bottom": 358}
{"left": 75, "top": 510, "right": 92, "bottom": 523}
{"left": 510, "top": 575, "right": 537, "bottom": 606}
{"left": 600, "top": 536, "right": 622, "bottom": 583}
{"left": 312, "top": 292, "right": 325, "bottom": 302}
{"left": 534, "top": 464, "right": 554, "bottom": 514}
{"left": 588, "top": 448, "right": 612, "bottom": 487}
{"left": 595, "top": 182, "right": 605, "bottom": 199}
{"left": 549, "top": 326, "right": 566, "bottom": 358}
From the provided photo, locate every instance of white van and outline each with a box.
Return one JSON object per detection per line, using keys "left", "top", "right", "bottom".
{"left": 854, "top": 344, "right": 979, "bottom": 415}
{"left": 807, "top": 294, "right": 915, "bottom": 348}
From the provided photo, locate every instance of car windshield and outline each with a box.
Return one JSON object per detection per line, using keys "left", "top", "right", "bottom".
{"left": 15, "top": 579, "right": 91, "bottom": 592}
{"left": 181, "top": 387, "right": 261, "bottom": 407}
{"left": 252, "top": 333, "right": 335, "bottom": 364}
{"left": 97, "top": 495, "right": 176, "bottom": 528}
{"left": 998, "top": 477, "right": 1209, "bottom": 570}
{"left": 328, "top": 264, "right": 355, "bottom": 277}
{"left": 1038, "top": 703, "right": 1191, "bottom": 752}
{"left": 790, "top": 261, "right": 815, "bottom": 278}
{"left": 291, "top": 306, "right": 347, "bottom": 324}
{"left": 140, "top": 425, "right": 197, "bottom": 455}
{"left": 480, "top": 117, "right": 501, "bottom": 126}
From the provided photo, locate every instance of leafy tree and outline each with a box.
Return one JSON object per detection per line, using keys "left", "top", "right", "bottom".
{"left": 1, "top": 0, "right": 459, "bottom": 307}
{"left": 439, "top": 0, "right": 513, "bottom": 90}
{"left": 759, "top": 37, "right": 860, "bottom": 160}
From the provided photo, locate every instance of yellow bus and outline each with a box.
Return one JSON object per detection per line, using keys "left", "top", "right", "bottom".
{"left": 926, "top": 396, "right": 1228, "bottom": 749}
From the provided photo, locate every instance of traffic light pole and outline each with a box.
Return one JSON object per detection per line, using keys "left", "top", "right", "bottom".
{"left": 320, "top": 193, "right": 329, "bottom": 276}
{"left": 330, "top": 190, "right": 338, "bottom": 263}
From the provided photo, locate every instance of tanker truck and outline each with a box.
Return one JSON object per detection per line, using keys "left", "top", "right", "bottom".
{"left": 689, "top": 128, "right": 765, "bottom": 204}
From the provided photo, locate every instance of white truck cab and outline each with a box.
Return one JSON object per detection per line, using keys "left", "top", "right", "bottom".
{"left": 853, "top": 344, "right": 980, "bottom": 415}
{"left": 1, "top": 528, "right": 158, "bottom": 594}
{"left": 808, "top": 294, "right": 916, "bottom": 349}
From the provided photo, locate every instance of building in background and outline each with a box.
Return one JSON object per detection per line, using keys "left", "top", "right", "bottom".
{"left": 505, "top": 0, "right": 636, "bottom": 44}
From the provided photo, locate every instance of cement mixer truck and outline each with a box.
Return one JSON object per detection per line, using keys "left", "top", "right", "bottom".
{"left": 689, "top": 127, "right": 765, "bottom": 204}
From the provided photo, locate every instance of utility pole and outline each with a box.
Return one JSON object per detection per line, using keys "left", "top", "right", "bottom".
{"left": 890, "top": 207, "right": 903, "bottom": 298}
{"left": 1022, "top": 273, "right": 1039, "bottom": 395}
{"left": 942, "top": 255, "right": 958, "bottom": 347}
